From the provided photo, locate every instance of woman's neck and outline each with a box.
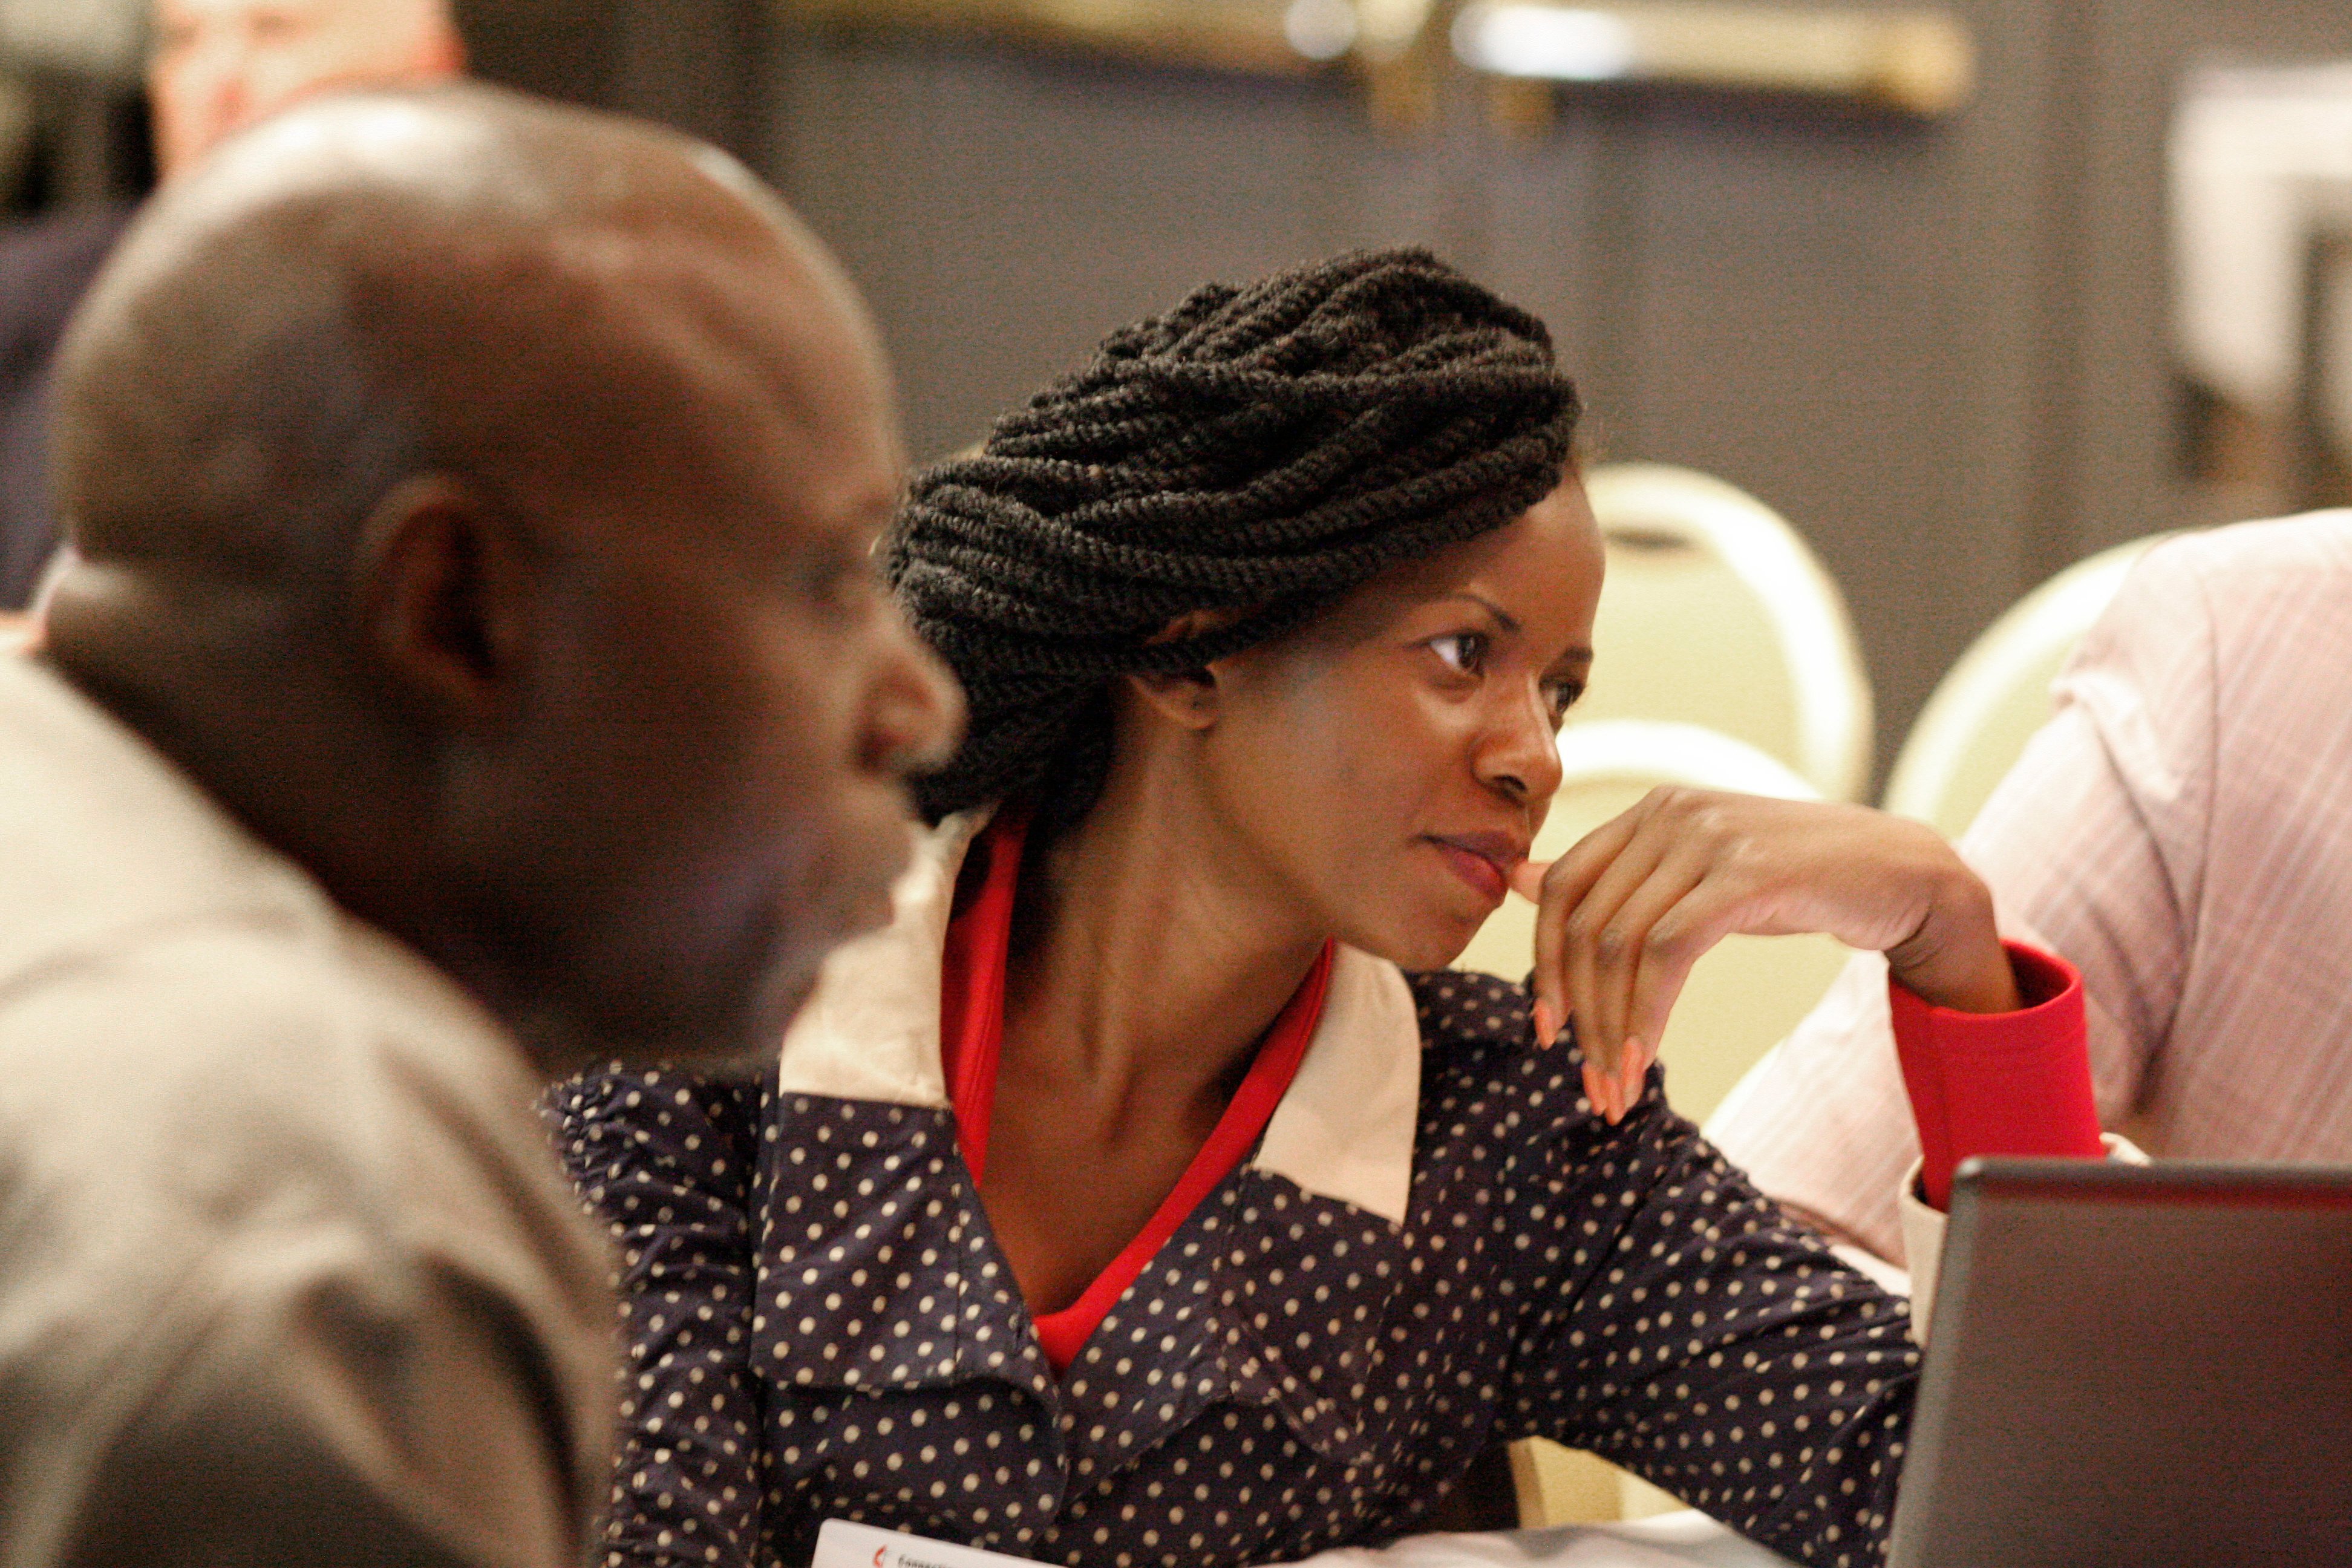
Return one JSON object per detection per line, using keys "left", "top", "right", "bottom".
{"left": 1000, "top": 764, "right": 1327, "bottom": 1111}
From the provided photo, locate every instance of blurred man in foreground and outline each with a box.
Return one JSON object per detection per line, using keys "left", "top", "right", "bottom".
{"left": 0, "top": 84, "right": 958, "bottom": 1565}
{"left": 2, "top": 0, "right": 466, "bottom": 606}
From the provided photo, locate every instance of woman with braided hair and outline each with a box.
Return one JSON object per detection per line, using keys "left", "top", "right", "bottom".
{"left": 550, "top": 249, "right": 2103, "bottom": 1568}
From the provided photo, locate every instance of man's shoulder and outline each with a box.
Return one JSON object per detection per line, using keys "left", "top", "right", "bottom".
{"left": 2126, "top": 511, "right": 2352, "bottom": 624}
{"left": 0, "top": 659, "right": 582, "bottom": 1272}
{"left": 2063, "top": 511, "right": 2352, "bottom": 720}
{"left": 0, "top": 913, "right": 606, "bottom": 1400}
{"left": 0, "top": 915, "right": 528, "bottom": 1211}
{"left": 0, "top": 657, "right": 354, "bottom": 981}
{"left": 0, "top": 924, "right": 613, "bottom": 1567}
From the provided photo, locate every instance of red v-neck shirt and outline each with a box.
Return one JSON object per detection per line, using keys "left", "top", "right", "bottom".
{"left": 938, "top": 811, "right": 1335, "bottom": 1373}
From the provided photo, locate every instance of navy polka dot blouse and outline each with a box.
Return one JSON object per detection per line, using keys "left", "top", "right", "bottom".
{"left": 547, "top": 970, "right": 1915, "bottom": 1568}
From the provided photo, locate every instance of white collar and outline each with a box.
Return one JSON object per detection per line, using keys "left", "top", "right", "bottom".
{"left": 776, "top": 812, "right": 1422, "bottom": 1224}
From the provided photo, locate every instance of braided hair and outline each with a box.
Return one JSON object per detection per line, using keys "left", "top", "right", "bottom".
{"left": 888, "top": 247, "right": 1580, "bottom": 836}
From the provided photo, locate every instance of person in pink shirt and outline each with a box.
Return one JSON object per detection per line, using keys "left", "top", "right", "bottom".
{"left": 1710, "top": 511, "right": 2352, "bottom": 1265}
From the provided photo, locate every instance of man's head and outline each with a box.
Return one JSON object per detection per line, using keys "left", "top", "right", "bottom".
{"left": 44, "top": 85, "right": 962, "bottom": 1075}
{"left": 149, "top": 0, "right": 467, "bottom": 179}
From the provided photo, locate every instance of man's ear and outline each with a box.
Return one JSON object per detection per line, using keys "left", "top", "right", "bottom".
{"left": 351, "top": 475, "right": 537, "bottom": 728}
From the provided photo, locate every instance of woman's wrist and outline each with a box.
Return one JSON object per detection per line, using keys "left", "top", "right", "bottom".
{"left": 1883, "top": 866, "right": 2020, "bottom": 1014}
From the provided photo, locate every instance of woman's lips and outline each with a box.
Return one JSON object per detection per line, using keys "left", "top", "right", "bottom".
{"left": 1430, "top": 837, "right": 1517, "bottom": 904}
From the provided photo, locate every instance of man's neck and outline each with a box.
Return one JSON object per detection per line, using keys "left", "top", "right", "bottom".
{"left": 47, "top": 603, "right": 468, "bottom": 976}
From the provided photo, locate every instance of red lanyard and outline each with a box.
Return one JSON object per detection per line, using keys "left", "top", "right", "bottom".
{"left": 938, "top": 810, "right": 1335, "bottom": 1370}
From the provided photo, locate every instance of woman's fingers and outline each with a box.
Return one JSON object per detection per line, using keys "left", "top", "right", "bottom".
{"left": 1619, "top": 1045, "right": 1648, "bottom": 1118}
{"left": 1618, "top": 861, "right": 1768, "bottom": 1089}
{"left": 1575, "top": 841, "right": 1711, "bottom": 1082}
{"left": 1511, "top": 859, "right": 1566, "bottom": 1047}
{"left": 1524, "top": 786, "right": 2011, "bottom": 1123}
{"left": 1582, "top": 1059, "right": 1615, "bottom": 1120}
{"left": 1526, "top": 801, "right": 1648, "bottom": 1046}
{"left": 1558, "top": 824, "right": 1681, "bottom": 1077}
{"left": 1524, "top": 789, "right": 1704, "bottom": 1119}
{"left": 1581, "top": 886, "right": 1743, "bottom": 1125}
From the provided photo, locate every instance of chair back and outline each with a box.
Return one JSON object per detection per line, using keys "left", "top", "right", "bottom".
{"left": 1454, "top": 719, "right": 1855, "bottom": 1125}
{"left": 1574, "top": 462, "right": 1873, "bottom": 802}
{"left": 1882, "top": 534, "right": 2174, "bottom": 838}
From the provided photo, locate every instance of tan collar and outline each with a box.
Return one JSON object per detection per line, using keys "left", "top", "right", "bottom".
{"left": 777, "top": 813, "right": 1422, "bottom": 1224}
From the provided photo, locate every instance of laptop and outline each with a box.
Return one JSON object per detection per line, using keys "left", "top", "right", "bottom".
{"left": 1889, "top": 1157, "right": 2352, "bottom": 1567}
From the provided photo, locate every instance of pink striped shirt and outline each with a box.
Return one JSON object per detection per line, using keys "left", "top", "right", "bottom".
{"left": 1709, "top": 511, "right": 2352, "bottom": 1262}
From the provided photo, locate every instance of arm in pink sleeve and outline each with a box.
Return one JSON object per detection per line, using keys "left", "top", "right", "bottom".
{"left": 1958, "top": 539, "right": 2219, "bottom": 1119}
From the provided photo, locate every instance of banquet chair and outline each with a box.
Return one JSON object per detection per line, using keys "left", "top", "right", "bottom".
{"left": 1881, "top": 534, "right": 2174, "bottom": 839}
{"left": 1573, "top": 462, "right": 1873, "bottom": 803}
{"left": 1454, "top": 720, "right": 1858, "bottom": 1529}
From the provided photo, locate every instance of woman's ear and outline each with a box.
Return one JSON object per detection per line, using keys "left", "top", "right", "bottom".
{"left": 1128, "top": 664, "right": 1221, "bottom": 730}
{"left": 1127, "top": 606, "right": 1242, "bottom": 731}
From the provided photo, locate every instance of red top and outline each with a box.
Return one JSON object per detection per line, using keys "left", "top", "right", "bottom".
{"left": 939, "top": 811, "right": 1336, "bottom": 1373}
{"left": 1889, "top": 940, "right": 2105, "bottom": 1209}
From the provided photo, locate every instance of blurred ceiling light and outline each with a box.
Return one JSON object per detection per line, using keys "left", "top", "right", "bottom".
{"left": 1451, "top": 1, "right": 1975, "bottom": 116}
{"left": 780, "top": 0, "right": 1442, "bottom": 127}
{"left": 786, "top": 0, "right": 1439, "bottom": 76}
{"left": 1454, "top": 4, "right": 1635, "bottom": 82}
{"left": 1284, "top": 0, "right": 1357, "bottom": 62}
{"left": 1355, "top": 0, "right": 1434, "bottom": 58}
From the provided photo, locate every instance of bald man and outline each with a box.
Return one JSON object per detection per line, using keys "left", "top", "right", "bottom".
{"left": 0, "top": 84, "right": 959, "bottom": 1566}
{"left": 1, "top": 0, "right": 465, "bottom": 607}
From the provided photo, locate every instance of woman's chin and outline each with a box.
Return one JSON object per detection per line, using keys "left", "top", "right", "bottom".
{"left": 1350, "top": 909, "right": 1491, "bottom": 974}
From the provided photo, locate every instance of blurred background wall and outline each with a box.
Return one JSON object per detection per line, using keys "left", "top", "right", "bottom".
{"left": 9, "top": 0, "right": 2352, "bottom": 779}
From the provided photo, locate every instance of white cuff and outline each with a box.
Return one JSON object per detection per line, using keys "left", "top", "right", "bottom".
{"left": 1896, "top": 1133, "right": 2146, "bottom": 1344}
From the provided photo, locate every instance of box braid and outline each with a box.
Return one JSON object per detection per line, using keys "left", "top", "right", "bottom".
{"left": 888, "top": 246, "right": 1579, "bottom": 837}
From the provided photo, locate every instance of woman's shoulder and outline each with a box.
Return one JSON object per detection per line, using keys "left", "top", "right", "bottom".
{"left": 1401, "top": 967, "right": 1538, "bottom": 1056}
{"left": 1395, "top": 967, "right": 1722, "bottom": 1203}
{"left": 1399, "top": 967, "right": 1585, "bottom": 1112}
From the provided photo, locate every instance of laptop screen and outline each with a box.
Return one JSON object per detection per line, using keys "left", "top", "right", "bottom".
{"left": 1889, "top": 1157, "right": 2352, "bottom": 1568}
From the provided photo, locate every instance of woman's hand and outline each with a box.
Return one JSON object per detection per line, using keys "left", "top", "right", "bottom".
{"left": 1510, "top": 788, "right": 2016, "bottom": 1123}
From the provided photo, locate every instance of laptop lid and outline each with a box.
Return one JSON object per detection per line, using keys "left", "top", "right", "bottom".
{"left": 1887, "top": 1157, "right": 2352, "bottom": 1568}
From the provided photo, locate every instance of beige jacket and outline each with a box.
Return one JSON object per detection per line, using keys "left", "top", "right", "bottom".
{"left": 0, "top": 656, "right": 612, "bottom": 1568}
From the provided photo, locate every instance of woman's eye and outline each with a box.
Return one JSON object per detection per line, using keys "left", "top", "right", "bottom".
{"left": 1544, "top": 679, "right": 1584, "bottom": 724}
{"left": 1429, "top": 632, "right": 1488, "bottom": 675}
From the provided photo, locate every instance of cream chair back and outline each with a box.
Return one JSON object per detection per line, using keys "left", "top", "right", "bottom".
{"left": 1453, "top": 719, "right": 1855, "bottom": 1126}
{"left": 1574, "top": 462, "right": 1873, "bottom": 802}
{"left": 1882, "top": 534, "right": 2174, "bottom": 839}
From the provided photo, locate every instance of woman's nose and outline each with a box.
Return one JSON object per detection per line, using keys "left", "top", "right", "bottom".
{"left": 1478, "top": 681, "right": 1564, "bottom": 806}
